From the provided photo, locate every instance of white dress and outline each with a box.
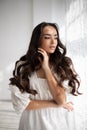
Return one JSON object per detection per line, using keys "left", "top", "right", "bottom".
{"left": 9, "top": 71, "right": 87, "bottom": 130}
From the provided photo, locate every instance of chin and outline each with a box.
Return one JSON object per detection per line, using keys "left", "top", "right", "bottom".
{"left": 50, "top": 50, "right": 55, "bottom": 53}
{"left": 46, "top": 49, "right": 56, "bottom": 54}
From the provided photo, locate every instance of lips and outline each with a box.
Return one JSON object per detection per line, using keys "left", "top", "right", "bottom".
{"left": 49, "top": 46, "right": 56, "bottom": 49}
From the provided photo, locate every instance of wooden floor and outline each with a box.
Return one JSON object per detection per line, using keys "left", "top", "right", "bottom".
{"left": 0, "top": 101, "right": 20, "bottom": 130}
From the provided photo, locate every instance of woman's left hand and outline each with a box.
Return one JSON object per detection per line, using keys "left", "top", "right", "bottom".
{"left": 62, "top": 101, "right": 74, "bottom": 111}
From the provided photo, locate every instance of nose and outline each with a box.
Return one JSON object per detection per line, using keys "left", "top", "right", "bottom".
{"left": 51, "top": 37, "right": 56, "bottom": 44}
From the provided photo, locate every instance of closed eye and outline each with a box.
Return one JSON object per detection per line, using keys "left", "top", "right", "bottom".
{"left": 44, "top": 36, "right": 58, "bottom": 39}
{"left": 44, "top": 36, "right": 50, "bottom": 39}
{"left": 42, "top": 34, "right": 58, "bottom": 40}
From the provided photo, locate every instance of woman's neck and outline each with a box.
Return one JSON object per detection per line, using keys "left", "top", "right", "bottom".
{"left": 36, "top": 62, "right": 52, "bottom": 79}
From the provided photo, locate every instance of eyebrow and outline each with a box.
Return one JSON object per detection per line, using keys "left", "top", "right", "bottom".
{"left": 42, "top": 34, "right": 58, "bottom": 36}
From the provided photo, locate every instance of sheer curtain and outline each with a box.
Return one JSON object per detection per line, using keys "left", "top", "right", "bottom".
{"left": 65, "top": 0, "right": 87, "bottom": 128}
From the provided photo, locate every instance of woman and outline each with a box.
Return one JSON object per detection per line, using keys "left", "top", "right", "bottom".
{"left": 9, "top": 22, "right": 81, "bottom": 130}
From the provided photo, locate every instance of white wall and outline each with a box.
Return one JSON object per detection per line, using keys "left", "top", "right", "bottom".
{"left": 0, "top": 0, "right": 66, "bottom": 100}
{"left": 33, "top": 0, "right": 52, "bottom": 26}
{"left": 0, "top": 0, "right": 33, "bottom": 99}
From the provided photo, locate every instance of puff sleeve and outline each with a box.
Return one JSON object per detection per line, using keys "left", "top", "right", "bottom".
{"left": 9, "top": 85, "right": 31, "bottom": 115}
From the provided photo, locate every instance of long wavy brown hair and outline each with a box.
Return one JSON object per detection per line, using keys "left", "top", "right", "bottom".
{"left": 9, "top": 22, "right": 80, "bottom": 96}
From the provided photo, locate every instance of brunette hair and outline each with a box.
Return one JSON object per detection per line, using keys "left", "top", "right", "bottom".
{"left": 9, "top": 22, "right": 80, "bottom": 95}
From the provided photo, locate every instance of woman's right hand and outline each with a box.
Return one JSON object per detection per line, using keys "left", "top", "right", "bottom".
{"left": 38, "top": 48, "right": 49, "bottom": 70}
{"left": 62, "top": 102, "right": 74, "bottom": 111}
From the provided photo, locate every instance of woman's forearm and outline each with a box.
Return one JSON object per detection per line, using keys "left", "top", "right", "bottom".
{"left": 44, "top": 67, "right": 66, "bottom": 105}
{"left": 37, "top": 48, "right": 66, "bottom": 105}
{"left": 26, "top": 99, "right": 60, "bottom": 110}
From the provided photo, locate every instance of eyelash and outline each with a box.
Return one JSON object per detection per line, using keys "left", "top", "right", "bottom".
{"left": 44, "top": 37, "right": 58, "bottom": 39}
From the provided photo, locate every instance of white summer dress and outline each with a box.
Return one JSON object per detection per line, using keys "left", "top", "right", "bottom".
{"left": 9, "top": 71, "right": 87, "bottom": 130}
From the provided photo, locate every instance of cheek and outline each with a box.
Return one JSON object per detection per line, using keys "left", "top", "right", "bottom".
{"left": 56, "top": 43, "right": 58, "bottom": 47}
{"left": 56, "top": 44, "right": 58, "bottom": 49}
{"left": 40, "top": 40, "right": 48, "bottom": 49}
{"left": 56, "top": 39, "right": 58, "bottom": 45}
{"left": 40, "top": 44, "right": 48, "bottom": 50}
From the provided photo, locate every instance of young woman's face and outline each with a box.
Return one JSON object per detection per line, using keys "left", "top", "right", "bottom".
{"left": 40, "top": 25, "right": 58, "bottom": 54}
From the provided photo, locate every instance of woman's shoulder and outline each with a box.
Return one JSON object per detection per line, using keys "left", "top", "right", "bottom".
{"left": 9, "top": 84, "right": 20, "bottom": 93}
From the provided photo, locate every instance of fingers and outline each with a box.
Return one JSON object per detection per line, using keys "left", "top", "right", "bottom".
{"left": 38, "top": 48, "right": 44, "bottom": 55}
{"left": 37, "top": 48, "right": 49, "bottom": 70}
{"left": 37, "top": 48, "right": 45, "bottom": 62}
{"left": 38, "top": 48, "right": 49, "bottom": 62}
{"left": 38, "top": 48, "right": 47, "bottom": 57}
{"left": 63, "top": 102, "right": 74, "bottom": 111}
{"left": 38, "top": 48, "right": 45, "bottom": 52}
{"left": 66, "top": 101, "right": 74, "bottom": 105}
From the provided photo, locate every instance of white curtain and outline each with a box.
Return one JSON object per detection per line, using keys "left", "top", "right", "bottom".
{"left": 65, "top": 0, "right": 87, "bottom": 127}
